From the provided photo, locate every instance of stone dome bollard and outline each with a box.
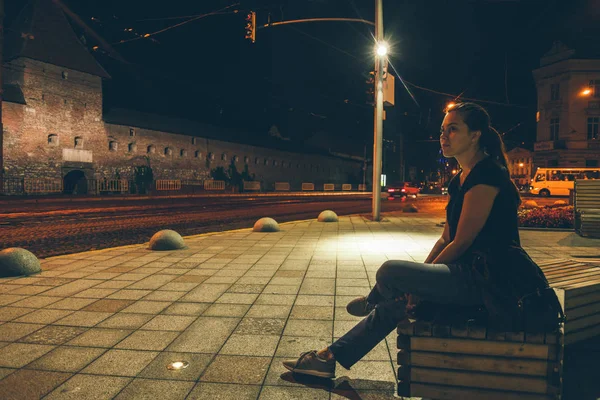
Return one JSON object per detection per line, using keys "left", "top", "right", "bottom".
{"left": 253, "top": 217, "right": 280, "bottom": 232}
{"left": 553, "top": 200, "right": 567, "bottom": 206}
{"left": 149, "top": 229, "right": 186, "bottom": 251}
{"left": 523, "top": 200, "right": 539, "bottom": 209}
{"left": 318, "top": 210, "right": 338, "bottom": 222}
{"left": 0, "top": 248, "right": 42, "bottom": 278}
{"left": 402, "top": 204, "right": 419, "bottom": 213}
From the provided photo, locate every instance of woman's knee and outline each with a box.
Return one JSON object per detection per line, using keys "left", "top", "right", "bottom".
{"left": 376, "top": 260, "right": 413, "bottom": 283}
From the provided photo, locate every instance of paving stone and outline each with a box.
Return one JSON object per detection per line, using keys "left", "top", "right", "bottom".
{"left": 7, "top": 285, "right": 51, "bottom": 295}
{"left": 15, "top": 308, "right": 74, "bottom": 324}
{"left": 96, "top": 313, "right": 153, "bottom": 329}
{"left": 138, "top": 352, "right": 213, "bottom": 381}
{"left": 283, "top": 319, "right": 333, "bottom": 337}
{"left": 259, "top": 386, "right": 331, "bottom": 400}
{"left": 46, "top": 297, "right": 98, "bottom": 310}
{"left": 67, "top": 328, "right": 132, "bottom": 347}
{"left": 289, "top": 305, "right": 334, "bottom": 320}
{"left": 262, "top": 285, "right": 300, "bottom": 295}
{"left": 27, "top": 346, "right": 106, "bottom": 372}
{"left": 202, "top": 303, "right": 250, "bottom": 317}
{"left": 215, "top": 293, "right": 259, "bottom": 305}
{"left": 295, "top": 295, "right": 335, "bottom": 307}
{"left": 264, "top": 357, "right": 332, "bottom": 389}
{"left": 275, "top": 336, "right": 331, "bottom": 357}
{"left": 107, "top": 289, "right": 152, "bottom": 300}
{"left": 0, "top": 369, "right": 71, "bottom": 400}
{"left": 82, "top": 349, "right": 159, "bottom": 376}
{"left": 114, "top": 378, "right": 194, "bottom": 400}
{"left": 120, "top": 300, "right": 172, "bottom": 314}
{"left": 235, "top": 318, "right": 286, "bottom": 336}
{"left": 167, "top": 317, "right": 239, "bottom": 353}
{"left": 187, "top": 382, "right": 261, "bottom": 399}
{"left": 226, "top": 283, "right": 266, "bottom": 294}
{"left": 200, "top": 355, "right": 270, "bottom": 384}
{"left": 255, "top": 294, "right": 295, "bottom": 306}
{"left": 246, "top": 304, "right": 291, "bottom": 319}
{"left": 180, "top": 284, "right": 231, "bottom": 303}
{"left": 140, "top": 315, "right": 197, "bottom": 331}
{"left": 142, "top": 290, "right": 186, "bottom": 301}
{"left": 10, "top": 295, "right": 62, "bottom": 308}
{"left": 44, "top": 374, "right": 132, "bottom": 400}
{"left": 0, "top": 322, "right": 45, "bottom": 341}
{"left": 82, "top": 299, "right": 134, "bottom": 313}
{"left": 0, "top": 343, "right": 55, "bottom": 367}
{"left": 220, "top": 334, "right": 279, "bottom": 356}
{"left": 0, "top": 306, "right": 34, "bottom": 321}
{"left": 73, "top": 288, "right": 119, "bottom": 298}
{"left": 115, "top": 330, "right": 179, "bottom": 351}
{"left": 54, "top": 311, "right": 113, "bottom": 327}
{"left": 19, "top": 325, "right": 87, "bottom": 345}
{"left": 334, "top": 360, "right": 397, "bottom": 391}
{"left": 162, "top": 302, "right": 210, "bottom": 316}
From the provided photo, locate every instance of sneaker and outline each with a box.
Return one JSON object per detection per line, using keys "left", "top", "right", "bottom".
{"left": 282, "top": 350, "right": 335, "bottom": 378}
{"left": 346, "top": 296, "right": 376, "bottom": 317}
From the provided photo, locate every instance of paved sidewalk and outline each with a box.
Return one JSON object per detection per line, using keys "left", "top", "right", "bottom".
{"left": 0, "top": 211, "right": 599, "bottom": 399}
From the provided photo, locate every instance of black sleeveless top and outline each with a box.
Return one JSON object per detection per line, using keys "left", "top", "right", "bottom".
{"left": 446, "top": 157, "right": 520, "bottom": 256}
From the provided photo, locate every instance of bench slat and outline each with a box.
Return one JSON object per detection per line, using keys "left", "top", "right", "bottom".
{"left": 410, "top": 383, "right": 556, "bottom": 400}
{"left": 409, "top": 337, "right": 554, "bottom": 360}
{"left": 410, "top": 366, "right": 554, "bottom": 394}
{"left": 409, "top": 351, "right": 550, "bottom": 376}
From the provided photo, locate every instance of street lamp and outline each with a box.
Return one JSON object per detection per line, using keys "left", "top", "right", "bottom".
{"left": 372, "top": 0, "right": 385, "bottom": 221}
{"left": 580, "top": 88, "right": 592, "bottom": 96}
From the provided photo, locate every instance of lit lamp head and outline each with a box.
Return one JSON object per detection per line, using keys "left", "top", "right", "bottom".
{"left": 376, "top": 42, "right": 388, "bottom": 57}
{"left": 445, "top": 102, "right": 456, "bottom": 112}
{"left": 580, "top": 88, "right": 592, "bottom": 96}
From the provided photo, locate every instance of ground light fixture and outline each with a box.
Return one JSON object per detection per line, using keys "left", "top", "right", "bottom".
{"left": 167, "top": 361, "right": 189, "bottom": 370}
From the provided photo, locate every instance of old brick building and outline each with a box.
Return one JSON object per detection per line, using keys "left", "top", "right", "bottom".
{"left": 1, "top": 0, "right": 364, "bottom": 194}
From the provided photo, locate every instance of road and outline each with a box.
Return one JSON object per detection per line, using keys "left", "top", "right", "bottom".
{"left": 0, "top": 194, "right": 447, "bottom": 258}
{"left": 0, "top": 193, "right": 564, "bottom": 258}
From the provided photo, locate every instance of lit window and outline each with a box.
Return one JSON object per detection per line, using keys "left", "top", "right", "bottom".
{"left": 588, "top": 117, "right": 599, "bottom": 140}
{"left": 109, "top": 141, "right": 118, "bottom": 151}
{"left": 180, "top": 149, "right": 187, "bottom": 157}
{"left": 74, "top": 137, "right": 83, "bottom": 149}
{"left": 195, "top": 150, "right": 201, "bottom": 159}
{"left": 164, "top": 147, "right": 172, "bottom": 156}
{"left": 129, "top": 128, "right": 135, "bottom": 137}
{"left": 128, "top": 143, "right": 137, "bottom": 153}
{"left": 147, "top": 145, "right": 155, "bottom": 154}
{"left": 48, "top": 134, "right": 59, "bottom": 146}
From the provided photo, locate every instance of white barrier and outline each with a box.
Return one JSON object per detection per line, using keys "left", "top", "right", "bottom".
{"left": 274, "top": 182, "right": 290, "bottom": 191}
{"left": 302, "top": 183, "right": 315, "bottom": 191}
{"left": 342, "top": 184, "right": 352, "bottom": 191}
{"left": 24, "top": 178, "right": 63, "bottom": 193}
{"left": 204, "top": 180, "right": 225, "bottom": 190}
{"left": 323, "top": 183, "right": 335, "bottom": 191}
{"left": 99, "top": 180, "right": 128, "bottom": 193}
{"left": 243, "top": 181, "right": 261, "bottom": 191}
{"left": 358, "top": 184, "right": 367, "bottom": 191}
{"left": 156, "top": 180, "right": 182, "bottom": 191}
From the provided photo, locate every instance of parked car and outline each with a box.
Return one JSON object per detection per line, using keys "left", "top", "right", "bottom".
{"left": 386, "top": 182, "right": 420, "bottom": 198}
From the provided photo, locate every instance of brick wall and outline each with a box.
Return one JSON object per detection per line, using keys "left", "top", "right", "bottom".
{"left": 2, "top": 58, "right": 364, "bottom": 191}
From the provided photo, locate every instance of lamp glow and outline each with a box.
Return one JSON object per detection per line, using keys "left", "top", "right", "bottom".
{"left": 167, "top": 361, "right": 189, "bottom": 370}
{"left": 376, "top": 43, "right": 388, "bottom": 57}
{"left": 581, "top": 88, "right": 592, "bottom": 96}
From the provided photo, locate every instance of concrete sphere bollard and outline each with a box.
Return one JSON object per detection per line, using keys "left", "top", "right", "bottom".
{"left": 253, "top": 217, "right": 280, "bottom": 232}
{"left": 0, "top": 248, "right": 42, "bottom": 278}
{"left": 523, "top": 200, "right": 539, "bottom": 209}
{"left": 402, "top": 204, "right": 419, "bottom": 213}
{"left": 149, "top": 229, "right": 186, "bottom": 251}
{"left": 553, "top": 200, "right": 567, "bottom": 206}
{"left": 318, "top": 210, "right": 338, "bottom": 222}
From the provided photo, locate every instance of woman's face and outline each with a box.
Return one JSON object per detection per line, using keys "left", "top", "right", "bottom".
{"left": 440, "top": 111, "right": 479, "bottom": 158}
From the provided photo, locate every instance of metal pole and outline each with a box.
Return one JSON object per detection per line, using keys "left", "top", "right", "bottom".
{"left": 372, "top": 0, "right": 384, "bottom": 221}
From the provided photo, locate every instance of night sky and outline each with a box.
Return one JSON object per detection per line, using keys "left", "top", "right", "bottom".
{"left": 6, "top": 0, "right": 597, "bottom": 174}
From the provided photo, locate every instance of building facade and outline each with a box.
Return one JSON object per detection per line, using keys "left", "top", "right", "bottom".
{"left": 1, "top": 0, "right": 365, "bottom": 194}
{"left": 507, "top": 147, "right": 533, "bottom": 188}
{"left": 532, "top": 41, "right": 600, "bottom": 169}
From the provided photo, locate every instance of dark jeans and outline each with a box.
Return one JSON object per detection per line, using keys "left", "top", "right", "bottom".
{"left": 329, "top": 259, "right": 482, "bottom": 369}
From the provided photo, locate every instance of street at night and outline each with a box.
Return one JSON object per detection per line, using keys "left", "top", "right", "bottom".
{"left": 0, "top": 194, "right": 446, "bottom": 258}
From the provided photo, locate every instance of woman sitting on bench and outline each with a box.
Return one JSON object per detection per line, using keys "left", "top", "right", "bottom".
{"left": 283, "top": 102, "right": 561, "bottom": 379}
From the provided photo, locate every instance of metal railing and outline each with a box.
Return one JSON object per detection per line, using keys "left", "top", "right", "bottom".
{"left": 243, "top": 181, "right": 261, "bottom": 191}
{"left": 302, "top": 183, "right": 315, "bottom": 191}
{"left": 24, "top": 178, "right": 63, "bottom": 194}
{"left": 156, "top": 180, "right": 182, "bottom": 191}
{"left": 99, "top": 180, "right": 129, "bottom": 193}
{"left": 274, "top": 182, "right": 290, "bottom": 191}
{"left": 204, "top": 180, "right": 225, "bottom": 190}
{"left": 323, "top": 183, "right": 335, "bottom": 191}
{"left": 342, "top": 184, "right": 352, "bottom": 191}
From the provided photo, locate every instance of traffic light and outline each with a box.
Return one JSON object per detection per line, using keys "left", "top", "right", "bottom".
{"left": 365, "top": 71, "right": 375, "bottom": 105}
{"left": 245, "top": 11, "right": 256, "bottom": 43}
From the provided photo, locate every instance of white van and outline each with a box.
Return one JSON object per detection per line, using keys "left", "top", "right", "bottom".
{"left": 529, "top": 168, "right": 600, "bottom": 196}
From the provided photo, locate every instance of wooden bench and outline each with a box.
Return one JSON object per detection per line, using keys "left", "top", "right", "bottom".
{"left": 574, "top": 180, "right": 600, "bottom": 238}
{"left": 396, "top": 259, "right": 600, "bottom": 399}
